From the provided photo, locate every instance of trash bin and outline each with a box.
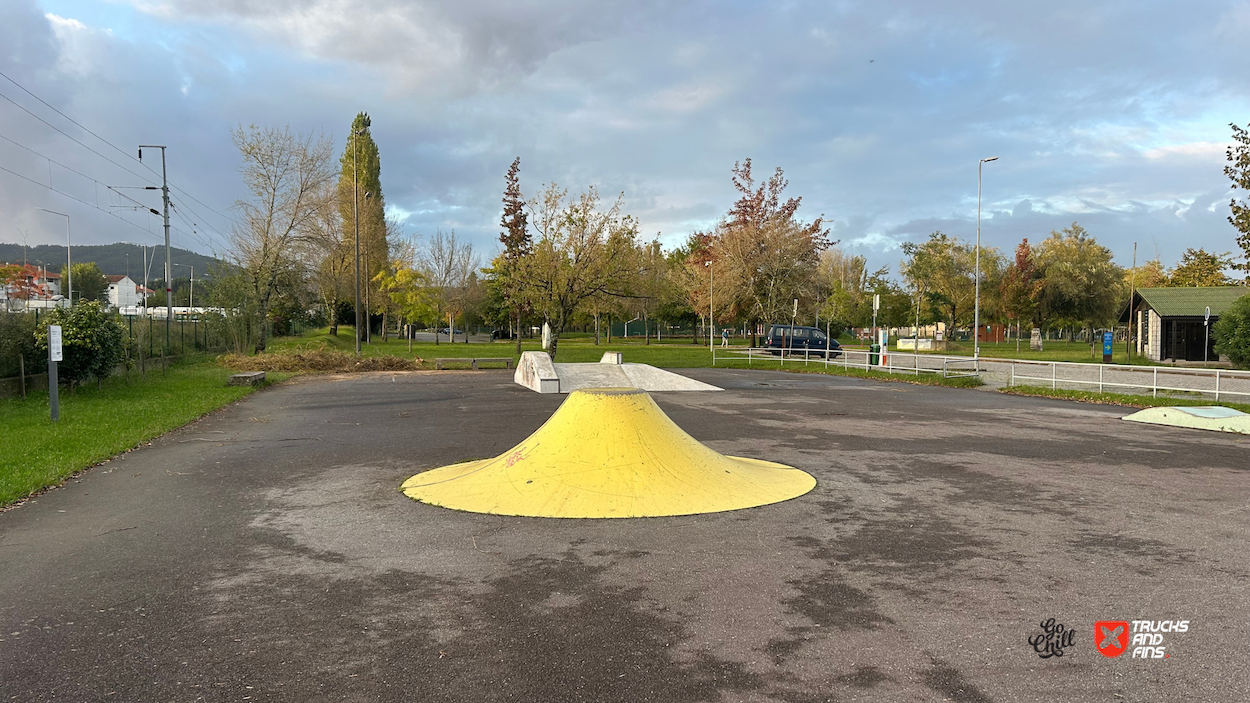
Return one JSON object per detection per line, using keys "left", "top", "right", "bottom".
{"left": 870, "top": 342, "right": 880, "bottom": 365}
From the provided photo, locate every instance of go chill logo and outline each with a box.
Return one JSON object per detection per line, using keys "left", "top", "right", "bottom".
{"left": 1096, "top": 620, "right": 1189, "bottom": 659}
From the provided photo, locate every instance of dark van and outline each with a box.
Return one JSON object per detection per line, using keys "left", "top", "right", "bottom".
{"left": 764, "top": 325, "right": 842, "bottom": 357}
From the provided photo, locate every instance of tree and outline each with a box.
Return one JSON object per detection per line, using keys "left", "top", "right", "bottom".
{"left": 1034, "top": 223, "right": 1125, "bottom": 352}
{"left": 307, "top": 183, "right": 351, "bottom": 336}
{"left": 498, "top": 157, "right": 531, "bottom": 353}
{"left": 707, "top": 159, "right": 831, "bottom": 344}
{"left": 228, "top": 124, "right": 334, "bottom": 352}
{"left": 1167, "top": 248, "right": 1235, "bottom": 287}
{"left": 999, "top": 239, "right": 1044, "bottom": 349}
{"left": 1226, "top": 122, "right": 1250, "bottom": 277}
{"left": 416, "top": 230, "right": 479, "bottom": 344}
{"left": 516, "top": 184, "right": 639, "bottom": 359}
{"left": 62, "top": 262, "right": 108, "bottom": 304}
{"left": 899, "top": 232, "right": 983, "bottom": 336}
{"left": 374, "top": 256, "right": 434, "bottom": 349}
{"left": 1213, "top": 293, "right": 1250, "bottom": 368}
{"left": 1128, "top": 258, "right": 1167, "bottom": 289}
{"left": 816, "top": 248, "right": 868, "bottom": 334}
{"left": 35, "top": 303, "right": 124, "bottom": 388}
{"left": 338, "top": 112, "right": 391, "bottom": 337}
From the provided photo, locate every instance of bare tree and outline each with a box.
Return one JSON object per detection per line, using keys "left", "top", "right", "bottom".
{"left": 417, "top": 229, "right": 479, "bottom": 344}
{"left": 229, "top": 124, "right": 334, "bottom": 352}
{"left": 305, "top": 183, "right": 350, "bottom": 335}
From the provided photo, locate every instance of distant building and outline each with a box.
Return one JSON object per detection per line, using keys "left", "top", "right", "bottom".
{"left": 106, "top": 275, "right": 149, "bottom": 308}
{"left": 1, "top": 263, "right": 64, "bottom": 309}
{"left": 1130, "top": 287, "right": 1248, "bottom": 362}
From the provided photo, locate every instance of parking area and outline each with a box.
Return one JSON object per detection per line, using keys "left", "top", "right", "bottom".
{"left": 1, "top": 368, "right": 1247, "bottom": 701}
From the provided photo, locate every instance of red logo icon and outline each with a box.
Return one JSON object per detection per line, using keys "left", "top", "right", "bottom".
{"left": 1095, "top": 620, "right": 1129, "bottom": 658}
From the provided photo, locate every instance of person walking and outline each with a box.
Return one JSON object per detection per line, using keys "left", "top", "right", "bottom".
{"left": 721, "top": 328, "right": 729, "bottom": 348}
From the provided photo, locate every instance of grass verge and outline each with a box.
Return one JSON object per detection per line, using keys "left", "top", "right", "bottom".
{"left": 1000, "top": 385, "right": 1250, "bottom": 413}
{"left": 0, "top": 357, "right": 290, "bottom": 508}
{"left": 777, "top": 363, "right": 985, "bottom": 388}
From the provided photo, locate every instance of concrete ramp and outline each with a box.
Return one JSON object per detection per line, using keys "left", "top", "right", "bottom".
{"left": 514, "top": 351, "right": 721, "bottom": 393}
{"left": 1123, "top": 406, "right": 1250, "bottom": 435}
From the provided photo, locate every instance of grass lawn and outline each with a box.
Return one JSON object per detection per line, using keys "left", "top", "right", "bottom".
{"left": 1000, "top": 385, "right": 1250, "bottom": 413}
{"left": 0, "top": 357, "right": 289, "bottom": 507}
{"left": 266, "top": 327, "right": 980, "bottom": 388}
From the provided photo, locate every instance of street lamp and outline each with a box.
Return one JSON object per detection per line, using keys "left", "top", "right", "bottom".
{"left": 705, "top": 260, "right": 713, "bottom": 354}
{"left": 351, "top": 127, "right": 366, "bottom": 356}
{"left": 36, "top": 209, "right": 70, "bottom": 305}
{"left": 974, "top": 156, "right": 998, "bottom": 360}
{"left": 172, "top": 262, "right": 194, "bottom": 308}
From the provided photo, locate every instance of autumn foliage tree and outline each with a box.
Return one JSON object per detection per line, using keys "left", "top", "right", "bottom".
{"left": 999, "top": 238, "right": 1045, "bottom": 349}
{"left": 703, "top": 159, "right": 831, "bottom": 345}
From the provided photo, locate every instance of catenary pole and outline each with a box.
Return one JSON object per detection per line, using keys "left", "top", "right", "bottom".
{"left": 140, "top": 145, "right": 171, "bottom": 349}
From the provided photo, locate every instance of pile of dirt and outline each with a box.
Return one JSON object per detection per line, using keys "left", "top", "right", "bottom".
{"left": 218, "top": 349, "right": 424, "bottom": 373}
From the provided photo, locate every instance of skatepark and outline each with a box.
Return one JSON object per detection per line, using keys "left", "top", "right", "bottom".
{"left": 2, "top": 366, "right": 1247, "bottom": 702}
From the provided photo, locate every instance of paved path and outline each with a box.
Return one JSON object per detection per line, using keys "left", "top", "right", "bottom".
{"left": 2, "top": 369, "right": 1248, "bottom": 701}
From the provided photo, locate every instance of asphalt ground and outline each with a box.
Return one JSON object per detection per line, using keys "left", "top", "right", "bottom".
{"left": 1, "top": 368, "right": 1247, "bottom": 702}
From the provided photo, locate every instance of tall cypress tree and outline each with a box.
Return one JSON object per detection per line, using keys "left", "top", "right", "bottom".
{"left": 499, "top": 157, "right": 530, "bottom": 353}
{"left": 338, "top": 112, "right": 389, "bottom": 336}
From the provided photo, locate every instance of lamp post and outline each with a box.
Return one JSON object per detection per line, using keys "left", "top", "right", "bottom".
{"left": 974, "top": 156, "right": 998, "bottom": 360}
{"left": 351, "top": 128, "right": 365, "bottom": 356}
{"left": 172, "top": 263, "right": 194, "bottom": 308}
{"left": 36, "top": 209, "right": 70, "bottom": 305}
{"left": 705, "top": 260, "right": 713, "bottom": 354}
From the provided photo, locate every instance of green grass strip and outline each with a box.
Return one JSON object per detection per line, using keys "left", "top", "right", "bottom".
{"left": 0, "top": 358, "right": 289, "bottom": 508}
{"left": 1000, "top": 385, "right": 1250, "bottom": 413}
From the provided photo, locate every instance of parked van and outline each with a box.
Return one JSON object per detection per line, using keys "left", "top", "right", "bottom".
{"left": 764, "top": 325, "right": 842, "bottom": 357}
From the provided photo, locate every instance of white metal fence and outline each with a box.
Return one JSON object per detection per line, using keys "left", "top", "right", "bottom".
{"left": 712, "top": 345, "right": 1250, "bottom": 402}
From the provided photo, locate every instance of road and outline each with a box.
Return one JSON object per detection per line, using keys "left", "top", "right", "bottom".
{"left": 1, "top": 369, "right": 1247, "bottom": 701}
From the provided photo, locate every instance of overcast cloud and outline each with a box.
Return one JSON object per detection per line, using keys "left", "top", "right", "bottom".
{"left": 2, "top": 0, "right": 1249, "bottom": 275}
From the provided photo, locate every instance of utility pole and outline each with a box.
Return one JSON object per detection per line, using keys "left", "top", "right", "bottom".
{"left": 140, "top": 145, "right": 172, "bottom": 350}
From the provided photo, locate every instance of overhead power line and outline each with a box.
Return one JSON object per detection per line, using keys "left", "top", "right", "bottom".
{"left": 0, "top": 88, "right": 155, "bottom": 184}
{"left": 0, "top": 162, "right": 164, "bottom": 241}
{"left": 0, "top": 69, "right": 243, "bottom": 231}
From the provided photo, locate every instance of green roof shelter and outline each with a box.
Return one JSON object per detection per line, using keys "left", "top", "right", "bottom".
{"left": 1128, "top": 287, "right": 1249, "bottom": 362}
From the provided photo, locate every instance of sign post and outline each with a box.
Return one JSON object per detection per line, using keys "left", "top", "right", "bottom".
{"left": 1102, "top": 330, "right": 1113, "bottom": 364}
{"left": 48, "top": 324, "right": 62, "bottom": 422}
{"left": 1204, "top": 306, "right": 1211, "bottom": 363}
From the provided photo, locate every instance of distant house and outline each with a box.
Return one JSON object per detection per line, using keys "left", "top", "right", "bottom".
{"left": 106, "top": 275, "right": 148, "bottom": 308}
{"left": 1130, "top": 287, "right": 1249, "bottom": 362}
{"left": 1, "top": 263, "right": 64, "bottom": 309}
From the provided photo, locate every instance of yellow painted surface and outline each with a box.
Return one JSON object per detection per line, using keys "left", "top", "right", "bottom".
{"left": 401, "top": 388, "right": 816, "bottom": 518}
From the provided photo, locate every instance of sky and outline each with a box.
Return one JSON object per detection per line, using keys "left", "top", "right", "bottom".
{"left": 2, "top": 0, "right": 1249, "bottom": 277}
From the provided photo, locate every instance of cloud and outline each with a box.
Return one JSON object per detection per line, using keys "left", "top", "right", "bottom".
{"left": 3, "top": 0, "right": 1248, "bottom": 277}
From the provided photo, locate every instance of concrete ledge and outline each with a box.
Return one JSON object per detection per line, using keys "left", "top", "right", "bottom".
{"left": 600, "top": 352, "right": 623, "bottom": 365}
{"left": 515, "top": 351, "right": 560, "bottom": 393}
{"left": 228, "top": 371, "right": 266, "bottom": 386}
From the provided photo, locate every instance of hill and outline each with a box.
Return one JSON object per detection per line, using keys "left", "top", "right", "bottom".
{"left": 0, "top": 242, "right": 223, "bottom": 279}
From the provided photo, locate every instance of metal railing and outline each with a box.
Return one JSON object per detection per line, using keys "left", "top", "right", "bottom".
{"left": 711, "top": 344, "right": 1250, "bottom": 402}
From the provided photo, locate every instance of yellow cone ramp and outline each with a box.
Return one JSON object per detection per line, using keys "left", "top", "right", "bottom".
{"left": 401, "top": 388, "right": 816, "bottom": 518}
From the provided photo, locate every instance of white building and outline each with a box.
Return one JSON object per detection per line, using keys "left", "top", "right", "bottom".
{"left": 107, "top": 275, "right": 149, "bottom": 308}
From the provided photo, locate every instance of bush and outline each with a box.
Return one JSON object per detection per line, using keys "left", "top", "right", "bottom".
{"left": 0, "top": 312, "right": 45, "bottom": 378}
{"left": 35, "top": 304, "right": 125, "bottom": 388}
{"left": 1213, "top": 293, "right": 1250, "bottom": 369}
